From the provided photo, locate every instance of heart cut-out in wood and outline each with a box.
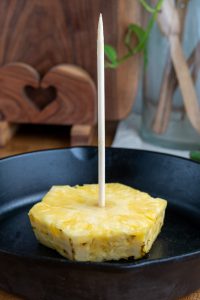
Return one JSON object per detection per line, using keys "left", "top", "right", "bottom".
{"left": 24, "top": 85, "right": 57, "bottom": 111}
{"left": 0, "top": 62, "right": 96, "bottom": 125}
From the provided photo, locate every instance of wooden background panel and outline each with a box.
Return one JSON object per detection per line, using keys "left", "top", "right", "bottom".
{"left": 116, "top": 0, "right": 142, "bottom": 119}
{"left": 0, "top": 0, "right": 141, "bottom": 120}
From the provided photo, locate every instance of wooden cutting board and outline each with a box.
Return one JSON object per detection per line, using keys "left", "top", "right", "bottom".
{"left": 0, "top": 0, "right": 142, "bottom": 146}
{"left": 0, "top": 0, "right": 142, "bottom": 121}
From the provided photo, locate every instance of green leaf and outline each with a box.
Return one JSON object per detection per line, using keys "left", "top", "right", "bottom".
{"left": 190, "top": 151, "right": 200, "bottom": 163}
{"left": 104, "top": 45, "right": 117, "bottom": 64}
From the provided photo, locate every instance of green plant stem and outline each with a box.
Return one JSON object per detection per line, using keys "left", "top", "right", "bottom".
{"left": 105, "top": 0, "right": 164, "bottom": 68}
{"left": 131, "top": 0, "right": 164, "bottom": 55}
{"left": 139, "top": 0, "right": 158, "bottom": 13}
{"left": 105, "top": 52, "right": 134, "bottom": 68}
{"left": 146, "top": 0, "right": 164, "bottom": 37}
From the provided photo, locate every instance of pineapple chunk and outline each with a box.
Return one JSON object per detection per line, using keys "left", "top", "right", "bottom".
{"left": 29, "top": 183, "right": 167, "bottom": 262}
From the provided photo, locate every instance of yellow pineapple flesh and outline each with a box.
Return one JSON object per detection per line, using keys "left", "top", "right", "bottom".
{"left": 29, "top": 183, "right": 167, "bottom": 262}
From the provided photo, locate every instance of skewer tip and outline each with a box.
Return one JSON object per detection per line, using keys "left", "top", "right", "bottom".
{"left": 99, "top": 13, "right": 103, "bottom": 24}
{"left": 98, "top": 14, "right": 103, "bottom": 36}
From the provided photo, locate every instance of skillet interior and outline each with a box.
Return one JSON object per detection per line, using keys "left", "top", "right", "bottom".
{"left": 0, "top": 147, "right": 200, "bottom": 265}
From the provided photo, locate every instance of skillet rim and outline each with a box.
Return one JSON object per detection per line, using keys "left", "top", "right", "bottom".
{"left": 0, "top": 145, "right": 200, "bottom": 164}
{"left": 0, "top": 146, "right": 200, "bottom": 270}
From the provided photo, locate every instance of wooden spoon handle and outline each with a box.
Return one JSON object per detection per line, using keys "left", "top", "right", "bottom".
{"left": 152, "top": 57, "right": 175, "bottom": 134}
{"left": 152, "top": 0, "right": 188, "bottom": 134}
{"left": 169, "top": 35, "right": 200, "bottom": 133}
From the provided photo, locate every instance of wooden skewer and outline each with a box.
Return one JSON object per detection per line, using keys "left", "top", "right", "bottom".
{"left": 97, "top": 14, "right": 105, "bottom": 207}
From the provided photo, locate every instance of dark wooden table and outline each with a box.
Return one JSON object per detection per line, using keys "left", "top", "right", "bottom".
{"left": 0, "top": 122, "right": 117, "bottom": 159}
{"left": 0, "top": 123, "right": 199, "bottom": 300}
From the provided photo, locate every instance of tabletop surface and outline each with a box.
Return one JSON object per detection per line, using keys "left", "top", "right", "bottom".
{"left": 0, "top": 123, "right": 199, "bottom": 300}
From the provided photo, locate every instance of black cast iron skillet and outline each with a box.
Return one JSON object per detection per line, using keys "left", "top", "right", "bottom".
{"left": 0, "top": 147, "right": 200, "bottom": 300}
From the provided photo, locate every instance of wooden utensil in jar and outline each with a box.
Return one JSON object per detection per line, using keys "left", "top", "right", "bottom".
{"left": 152, "top": 0, "right": 188, "bottom": 134}
{"left": 152, "top": 0, "right": 200, "bottom": 134}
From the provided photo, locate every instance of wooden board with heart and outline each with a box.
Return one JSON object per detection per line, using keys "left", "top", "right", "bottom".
{"left": 0, "top": 62, "right": 97, "bottom": 145}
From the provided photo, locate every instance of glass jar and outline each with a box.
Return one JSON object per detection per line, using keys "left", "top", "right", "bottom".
{"left": 140, "top": 0, "right": 200, "bottom": 150}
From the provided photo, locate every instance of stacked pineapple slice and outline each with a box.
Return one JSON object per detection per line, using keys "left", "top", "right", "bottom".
{"left": 29, "top": 183, "right": 167, "bottom": 262}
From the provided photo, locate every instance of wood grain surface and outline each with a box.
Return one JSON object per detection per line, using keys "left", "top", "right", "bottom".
{"left": 0, "top": 62, "right": 96, "bottom": 125}
{"left": 0, "top": 121, "right": 116, "bottom": 158}
{"left": 0, "top": 62, "right": 96, "bottom": 145}
{"left": 0, "top": 0, "right": 141, "bottom": 121}
{"left": 0, "top": 121, "right": 17, "bottom": 145}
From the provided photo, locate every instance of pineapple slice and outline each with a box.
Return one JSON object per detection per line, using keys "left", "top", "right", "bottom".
{"left": 29, "top": 183, "right": 167, "bottom": 262}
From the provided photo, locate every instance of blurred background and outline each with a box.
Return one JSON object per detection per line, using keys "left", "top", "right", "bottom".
{"left": 0, "top": 0, "right": 200, "bottom": 163}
